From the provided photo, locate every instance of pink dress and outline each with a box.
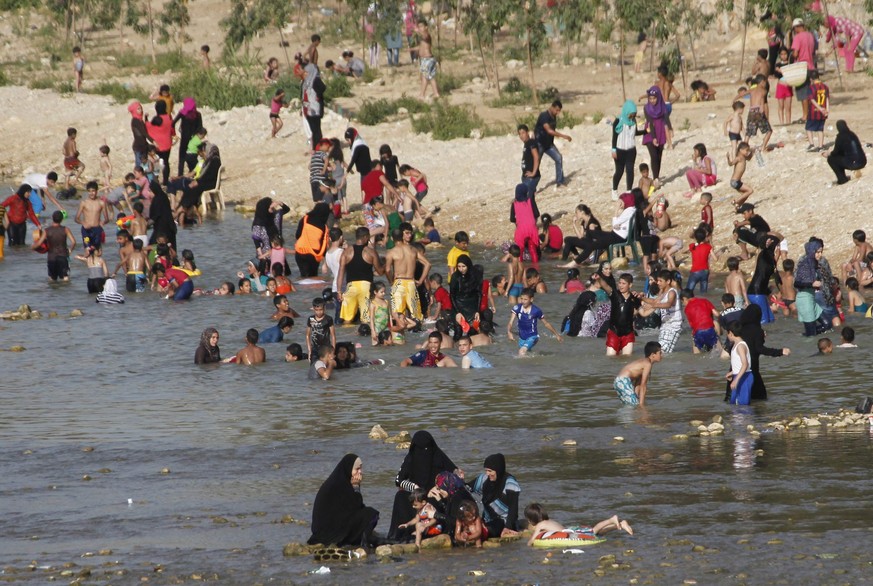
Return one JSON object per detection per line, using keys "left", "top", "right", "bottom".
{"left": 513, "top": 199, "right": 540, "bottom": 262}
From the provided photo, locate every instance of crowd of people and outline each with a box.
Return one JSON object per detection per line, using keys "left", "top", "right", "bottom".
{"left": 1, "top": 4, "right": 871, "bottom": 553}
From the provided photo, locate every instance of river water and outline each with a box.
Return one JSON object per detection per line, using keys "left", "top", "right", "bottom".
{"left": 1, "top": 209, "right": 872, "bottom": 584}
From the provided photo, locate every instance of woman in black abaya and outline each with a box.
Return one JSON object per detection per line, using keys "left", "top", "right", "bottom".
{"left": 308, "top": 453, "right": 379, "bottom": 546}
{"left": 148, "top": 180, "right": 177, "bottom": 250}
{"left": 387, "top": 431, "right": 458, "bottom": 541}
{"left": 725, "top": 304, "right": 790, "bottom": 402}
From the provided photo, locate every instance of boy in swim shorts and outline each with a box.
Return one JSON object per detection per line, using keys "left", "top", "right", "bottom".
{"left": 726, "top": 142, "right": 754, "bottom": 208}
{"left": 503, "top": 244, "right": 525, "bottom": 304}
{"left": 63, "top": 127, "right": 85, "bottom": 188}
{"left": 507, "top": 288, "right": 562, "bottom": 356}
{"left": 614, "top": 341, "right": 662, "bottom": 406}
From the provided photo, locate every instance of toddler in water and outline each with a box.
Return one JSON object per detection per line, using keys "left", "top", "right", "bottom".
{"left": 368, "top": 281, "right": 393, "bottom": 346}
{"left": 454, "top": 501, "right": 487, "bottom": 547}
{"left": 525, "top": 503, "right": 632, "bottom": 546}
{"left": 397, "top": 488, "right": 442, "bottom": 549}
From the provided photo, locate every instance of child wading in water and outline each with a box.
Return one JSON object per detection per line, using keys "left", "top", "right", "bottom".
{"left": 726, "top": 322, "right": 753, "bottom": 405}
{"left": 454, "top": 501, "right": 487, "bottom": 547}
{"left": 613, "top": 341, "right": 662, "bottom": 406}
{"left": 524, "top": 503, "right": 632, "bottom": 546}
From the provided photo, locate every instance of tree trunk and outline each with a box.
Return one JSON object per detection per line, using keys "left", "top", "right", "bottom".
{"left": 619, "top": 20, "right": 626, "bottom": 101}
{"left": 279, "top": 27, "right": 292, "bottom": 69}
{"left": 475, "top": 30, "right": 492, "bottom": 88}
{"left": 676, "top": 37, "right": 687, "bottom": 95}
{"left": 146, "top": 0, "right": 156, "bottom": 64}
{"left": 687, "top": 31, "right": 698, "bottom": 70}
{"left": 649, "top": 22, "right": 656, "bottom": 72}
{"left": 453, "top": 2, "right": 459, "bottom": 49}
{"left": 492, "top": 38, "right": 501, "bottom": 97}
{"left": 738, "top": 0, "right": 747, "bottom": 80}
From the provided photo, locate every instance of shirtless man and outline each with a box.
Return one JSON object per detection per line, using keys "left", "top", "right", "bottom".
{"left": 384, "top": 223, "right": 431, "bottom": 322}
{"left": 227, "top": 329, "right": 267, "bottom": 365}
{"left": 75, "top": 181, "right": 109, "bottom": 251}
{"left": 416, "top": 20, "right": 439, "bottom": 99}
{"left": 338, "top": 226, "right": 384, "bottom": 324}
{"left": 737, "top": 76, "right": 773, "bottom": 151}
{"left": 613, "top": 341, "right": 662, "bottom": 406}
{"left": 63, "top": 127, "right": 85, "bottom": 187}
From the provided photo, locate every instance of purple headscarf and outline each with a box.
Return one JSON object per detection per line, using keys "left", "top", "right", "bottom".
{"left": 644, "top": 86, "right": 666, "bottom": 119}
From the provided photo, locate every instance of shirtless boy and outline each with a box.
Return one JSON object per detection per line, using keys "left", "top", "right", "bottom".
{"left": 738, "top": 76, "right": 773, "bottom": 151}
{"left": 385, "top": 224, "right": 431, "bottom": 321}
{"left": 724, "top": 101, "right": 745, "bottom": 157}
{"left": 63, "top": 127, "right": 85, "bottom": 187}
{"left": 129, "top": 202, "right": 149, "bottom": 246}
{"left": 725, "top": 256, "right": 750, "bottom": 309}
{"left": 416, "top": 20, "right": 439, "bottom": 99}
{"left": 227, "top": 329, "right": 266, "bottom": 365}
{"left": 122, "top": 239, "right": 150, "bottom": 292}
{"left": 843, "top": 229, "right": 873, "bottom": 281}
{"left": 727, "top": 142, "right": 754, "bottom": 208}
{"left": 75, "top": 181, "right": 109, "bottom": 250}
{"left": 503, "top": 244, "right": 524, "bottom": 305}
{"left": 613, "top": 341, "right": 662, "bottom": 406}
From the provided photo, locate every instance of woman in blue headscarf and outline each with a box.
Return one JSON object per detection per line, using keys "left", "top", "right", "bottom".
{"left": 642, "top": 86, "right": 668, "bottom": 182}
{"left": 611, "top": 100, "right": 645, "bottom": 197}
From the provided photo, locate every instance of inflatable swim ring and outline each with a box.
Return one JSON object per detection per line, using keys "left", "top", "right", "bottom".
{"left": 531, "top": 528, "right": 607, "bottom": 549}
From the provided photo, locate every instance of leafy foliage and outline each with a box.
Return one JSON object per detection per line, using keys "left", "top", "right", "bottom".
{"left": 411, "top": 102, "right": 484, "bottom": 141}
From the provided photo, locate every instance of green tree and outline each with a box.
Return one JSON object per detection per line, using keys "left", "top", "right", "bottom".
{"left": 614, "top": 0, "right": 651, "bottom": 100}
{"left": 549, "top": 0, "right": 598, "bottom": 61}
{"left": 462, "top": 0, "right": 514, "bottom": 96}
{"left": 515, "top": 0, "right": 547, "bottom": 94}
{"left": 220, "top": 0, "right": 268, "bottom": 55}
{"left": 157, "top": 0, "right": 190, "bottom": 48}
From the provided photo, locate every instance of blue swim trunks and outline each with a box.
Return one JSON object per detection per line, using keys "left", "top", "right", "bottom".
{"left": 518, "top": 335, "right": 539, "bottom": 350}
{"left": 614, "top": 376, "right": 639, "bottom": 405}
{"left": 509, "top": 283, "right": 524, "bottom": 298}
{"left": 692, "top": 327, "right": 719, "bottom": 352}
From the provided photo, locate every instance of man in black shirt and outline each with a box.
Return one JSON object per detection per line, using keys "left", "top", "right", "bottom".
{"left": 733, "top": 203, "right": 777, "bottom": 260}
{"left": 606, "top": 273, "right": 642, "bottom": 356}
{"left": 518, "top": 124, "right": 541, "bottom": 203}
{"left": 534, "top": 99, "right": 573, "bottom": 187}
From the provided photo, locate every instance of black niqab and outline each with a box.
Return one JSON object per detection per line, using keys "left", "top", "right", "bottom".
{"left": 397, "top": 431, "right": 456, "bottom": 490}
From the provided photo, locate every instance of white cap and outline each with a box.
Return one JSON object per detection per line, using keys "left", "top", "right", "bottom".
{"left": 792, "top": 17, "right": 804, "bottom": 27}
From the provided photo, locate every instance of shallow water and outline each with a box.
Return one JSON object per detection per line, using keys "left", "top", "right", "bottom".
{"left": 2, "top": 209, "right": 872, "bottom": 584}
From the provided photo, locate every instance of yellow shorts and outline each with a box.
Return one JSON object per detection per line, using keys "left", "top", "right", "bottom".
{"left": 391, "top": 278, "right": 421, "bottom": 320}
{"left": 340, "top": 280, "right": 371, "bottom": 323}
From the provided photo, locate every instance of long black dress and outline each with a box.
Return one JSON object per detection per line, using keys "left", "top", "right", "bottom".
{"left": 308, "top": 454, "right": 379, "bottom": 546}
{"left": 726, "top": 304, "right": 785, "bottom": 401}
{"left": 387, "top": 431, "right": 457, "bottom": 541}
{"left": 148, "top": 181, "right": 177, "bottom": 250}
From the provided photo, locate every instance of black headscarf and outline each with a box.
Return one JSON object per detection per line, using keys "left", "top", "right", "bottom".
{"left": 832, "top": 120, "right": 865, "bottom": 163}
{"left": 480, "top": 453, "right": 507, "bottom": 508}
{"left": 736, "top": 303, "right": 783, "bottom": 402}
{"left": 308, "top": 453, "right": 379, "bottom": 546}
{"left": 396, "top": 431, "right": 456, "bottom": 490}
{"left": 597, "top": 261, "right": 617, "bottom": 291}
{"left": 450, "top": 254, "right": 482, "bottom": 320}
{"left": 148, "top": 180, "right": 177, "bottom": 245}
{"left": 252, "top": 197, "right": 277, "bottom": 236}
{"left": 747, "top": 234, "right": 778, "bottom": 295}
{"left": 307, "top": 202, "right": 332, "bottom": 229}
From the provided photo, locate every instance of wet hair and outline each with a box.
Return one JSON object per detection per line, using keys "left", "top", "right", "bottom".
{"left": 509, "top": 244, "right": 521, "bottom": 258}
{"left": 491, "top": 274, "right": 506, "bottom": 288}
{"left": 377, "top": 329, "right": 392, "bottom": 345}
{"left": 727, "top": 321, "right": 743, "bottom": 337}
{"left": 479, "top": 320, "right": 494, "bottom": 335}
{"left": 817, "top": 338, "right": 833, "bottom": 352}
{"left": 273, "top": 294, "right": 287, "bottom": 307}
{"left": 238, "top": 277, "right": 249, "bottom": 289}
{"left": 286, "top": 343, "right": 306, "bottom": 360}
{"left": 278, "top": 316, "right": 294, "bottom": 330}
{"left": 841, "top": 326, "right": 855, "bottom": 343}
{"left": 370, "top": 281, "right": 387, "bottom": 298}
{"left": 783, "top": 258, "right": 795, "bottom": 273}
{"left": 245, "top": 328, "right": 259, "bottom": 344}
{"left": 429, "top": 273, "right": 443, "bottom": 285}
{"left": 51, "top": 210, "right": 64, "bottom": 223}
{"left": 727, "top": 257, "right": 741, "bottom": 271}
{"left": 86, "top": 180, "right": 99, "bottom": 191}
{"left": 524, "top": 267, "right": 539, "bottom": 280}
{"left": 657, "top": 269, "right": 675, "bottom": 282}
{"left": 524, "top": 503, "right": 549, "bottom": 525}
{"left": 272, "top": 263, "right": 284, "bottom": 277}
{"left": 733, "top": 101, "right": 745, "bottom": 111}
{"left": 409, "top": 487, "right": 427, "bottom": 503}
{"left": 357, "top": 323, "right": 371, "bottom": 337}
{"left": 454, "top": 231, "right": 469, "bottom": 243}
{"left": 721, "top": 293, "right": 735, "bottom": 305}
{"left": 519, "top": 287, "right": 535, "bottom": 298}
{"left": 265, "top": 277, "right": 276, "bottom": 287}
{"left": 317, "top": 344, "right": 333, "bottom": 360}
{"left": 457, "top": 500, "right": 480, "bottom": 521}
{"left": 152, "top": 262, "right": 165, "bottom": 274}
{"left": 680, "top": 288, "right": 694, "bottom": 301}
{"left": 133, "top": 239, "right": 143, "bottom": 251}
{"left": 853, "top": 230, "right": 866, "bottom": 242}
{"left": 566, "top": 268, "right": 580, "bottom": 280}
{"left": 312, "top": 297, "right": 325, "bottom": 308}
{"left": 133, "top": 201, "right": 144, "bottom": 214}
{"left": 846, "top": 277, "right": 860, "bottom": 291}
{"left": 428, "top": 331, "right": 444, "bottom": 343}
{"left": 222, "top": 281, "right": 235, "bottom": 295}
{"left": 644, "top": 341, "right": 662, "bottom": 357}
{"left": 618, "top": 272, "right": 633, "bottom": 284}
{"left": 737, "top": 141, "right": 751, "bottom": 151}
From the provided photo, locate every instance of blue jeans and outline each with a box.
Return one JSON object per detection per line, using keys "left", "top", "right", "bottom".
{"left": 687, "top": 269, "right": 709, "bottom": 293}
{"left": 540, "top": 145, "right": 564, "bottom": 184}
{"left": 521, "top": 175, "right": 540, "bottom": 199}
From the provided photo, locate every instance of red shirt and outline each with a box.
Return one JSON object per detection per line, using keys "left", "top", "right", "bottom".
{"left": 361, "top": 169, "right": 385, "bottom": 204}
{"left": 807, "top": 81, "right": 829, "bottom": 121}
{"left": 166, "top": 267, "right": 189, "bottom": 284}
{"left": 1, "top": 193, "right": 40, "bottom": 226}
{"left": 146, "top": 114, "right": 175, "bottom": 151}
{"left": 479, "top": 281, "right": 491, "bottom": 312}
{"left": 433, "top": 286, "right": 452, "bottom": 311}
{"left": 701, "top": 204, "right": 713, "bottom": 230}
{"left": 684, "top": 297, "right": 716, "bottom": 333}
{"left": 689, "top": 242, "right": 712, "bottom": 272}
{"left": 545, "top": 225, "right": 563, "bottom": 250}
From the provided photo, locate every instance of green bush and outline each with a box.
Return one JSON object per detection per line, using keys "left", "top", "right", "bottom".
{"left": 411, "top": 102, "right": 483, "bottom": 141}
{"left": 87, "top": 81, "right": 148, "bottom": 104}
{"left": 55, "top": 80, "right": 74, "bottom": 93}
{"left": 356, "top": 98, "right": 396, "bottom": 125}
{"left": 155, "top": 51, "right": 195, "bottom": 72}
{"left": 591, "top": 111, "right": 604, "bottom": 124}
{"left": 113, "top": 50, "right": 149, "bottom": 69}
{"left": 174, "top": 68, "right": 262, "bottom": 110}
{"left": 515, "top": 109, "right": 582, "bottom": 132}
{"left": 264, "top": 73, "right": 302, "bottom": 106}
{"left": 437, "top": 71, "right": 464, "bottom": 94}
{"left": 324, "top": 73, "right": 353, "bottom": 103}
{"left": 0, "top": 68, "right": 9, "bottom": 87}
{"left": 28, "top": 76, "right": 56, "bottom": 90}
{"left": 393, "top": 95, "right": 430, "bottom": 114}
{"left": 361, "top": 67, "right": 379, "bottom": 83}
